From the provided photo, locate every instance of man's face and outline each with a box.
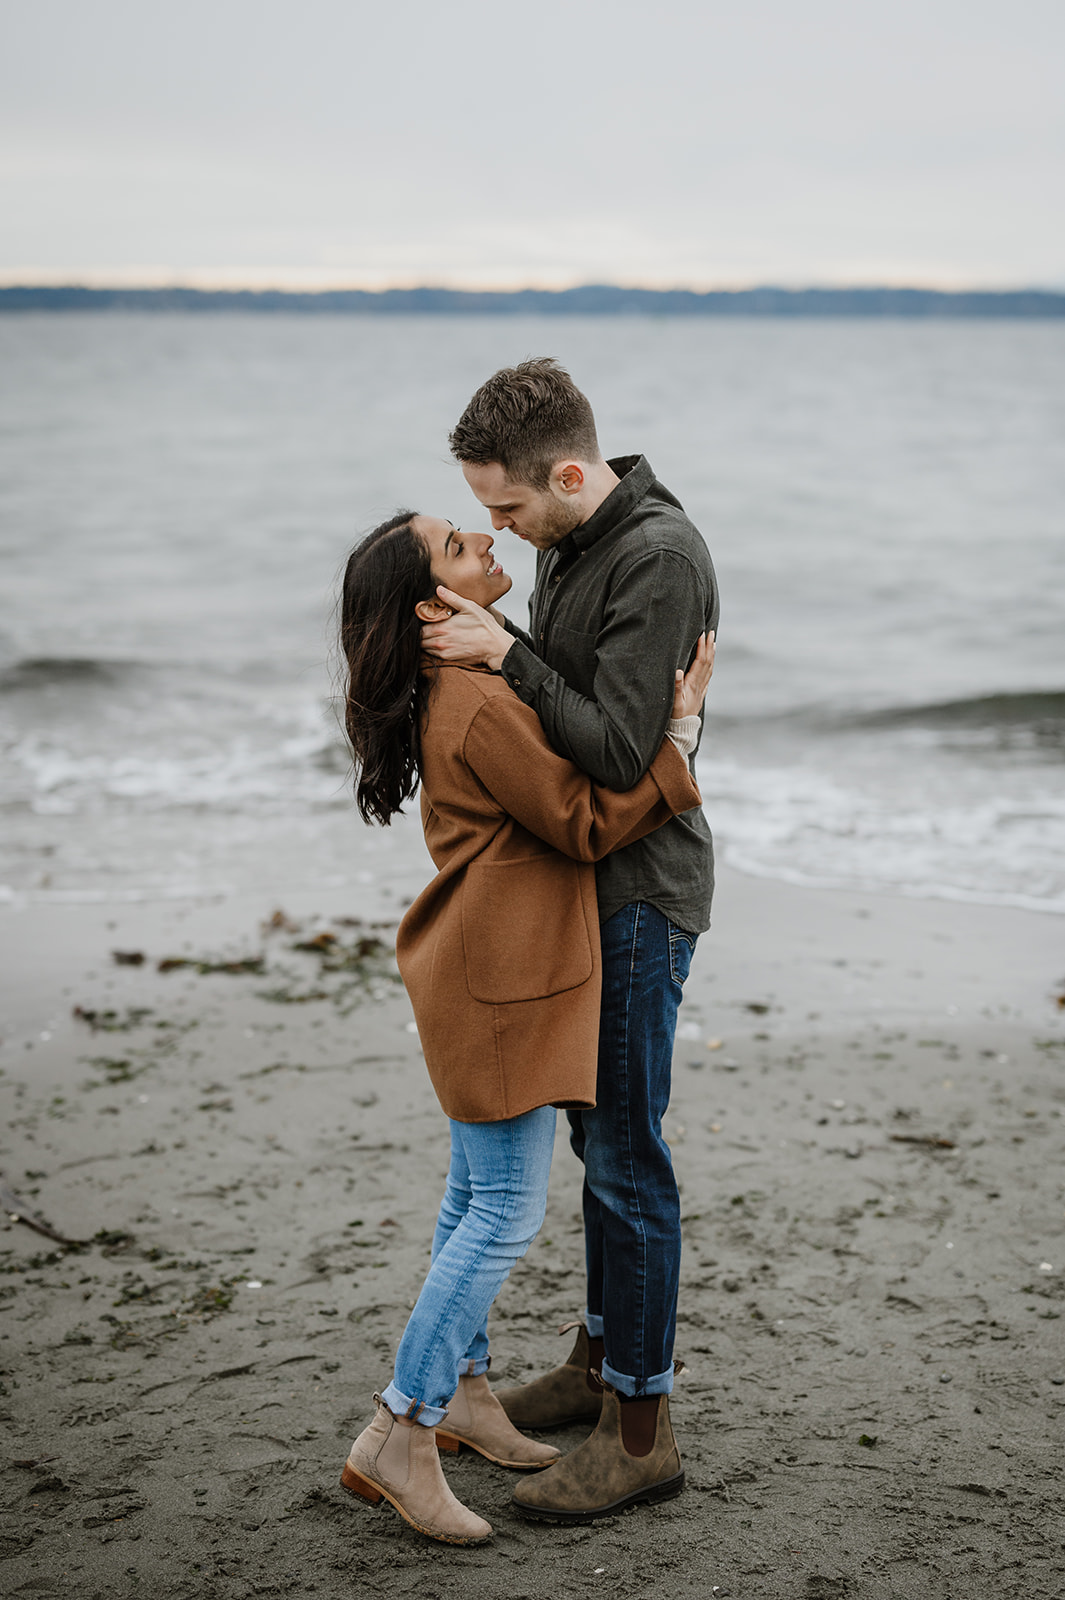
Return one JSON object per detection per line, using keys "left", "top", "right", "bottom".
{"left": 461, "top": 461, "right": 579, "bottom": 551}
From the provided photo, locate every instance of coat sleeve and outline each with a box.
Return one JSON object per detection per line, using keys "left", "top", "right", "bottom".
{"left": 461, "top": 690, "right": 701, "bottom": 864}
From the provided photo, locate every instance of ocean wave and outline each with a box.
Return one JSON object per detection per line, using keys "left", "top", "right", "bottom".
{"left": 0, "top": 881, "right": 237, "bottom": 908}
{"left": 727, "top": 689, "right": 1065, "bottom": 740}
{"left": 852, "top": 689, "right": 1065, "bottom": 731}
{"left": 0, "top": 654, "right": 317, "bottom": 695}
{"left": 721, "top": 853, "right": 1065, "bottom": 917}
{"left": 701, "top": 756, "right": 1065, "bottom": 914}
{"left": 0, "top": 656, "right": 140, "bottom": 692}
{"left": 2, "top": 702, "right": 1061, "bottom": 913}
{"left": 3, "top": 728, "right": 351, "bottom": 813}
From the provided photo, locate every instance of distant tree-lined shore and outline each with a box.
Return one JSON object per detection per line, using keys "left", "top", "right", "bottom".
{"left": 2, "top": 284, "right": 1063, "bottom": 316}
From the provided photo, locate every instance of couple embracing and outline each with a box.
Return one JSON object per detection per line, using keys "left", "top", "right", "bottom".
{"left": 338, "top": 358, "right": 719, "bottom": 1543}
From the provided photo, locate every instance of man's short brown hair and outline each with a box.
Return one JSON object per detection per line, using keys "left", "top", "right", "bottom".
{"left": 448, "top": 357, "right": 602, "bottom": 490}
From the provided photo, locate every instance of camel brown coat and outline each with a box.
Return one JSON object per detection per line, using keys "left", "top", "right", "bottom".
{"left": 394, "top": 666, "right": 702, "bottom": 1123}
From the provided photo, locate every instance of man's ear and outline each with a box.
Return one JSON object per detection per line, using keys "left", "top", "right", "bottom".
{"left": 415, "top": 597, "right": 453, "bottom": 623}
{"left": 551, "top": 460, "right": 585, "bottom": 498}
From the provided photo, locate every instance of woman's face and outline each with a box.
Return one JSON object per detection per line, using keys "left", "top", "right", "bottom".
{"left": 413, "top": 515, "right": 513, "bottom": 610}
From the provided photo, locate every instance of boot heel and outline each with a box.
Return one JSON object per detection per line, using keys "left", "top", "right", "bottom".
{"left": 340, "top": 1462, "right": 383, "bottom": 1504}
{"left": 435, "top": 1430, "right": 462, "bottom": 1454}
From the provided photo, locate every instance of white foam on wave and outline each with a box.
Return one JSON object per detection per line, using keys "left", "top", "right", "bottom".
{"left": 3, "top": 714, "right": 1062, "bottom": 914}
{"left": 722, "top": 853, "right": 1065, "bottom": 916}
{"left": 6, "top": 726, "right": 349, "bottom": 814}
{"left": 701, "top": 757, "right": 1065, "bottom": 915}
{"left": 0, "top": 882, "right": 235, "bottom": 909}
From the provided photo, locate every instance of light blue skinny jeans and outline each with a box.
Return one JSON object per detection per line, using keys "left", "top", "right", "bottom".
{"left": 381, "top": 1105, "right": 556, "bottom": 1427}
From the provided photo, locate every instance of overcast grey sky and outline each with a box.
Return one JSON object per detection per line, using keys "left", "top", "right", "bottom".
{"left": 1, "top": 0, "right": 1062, "bottom": 288}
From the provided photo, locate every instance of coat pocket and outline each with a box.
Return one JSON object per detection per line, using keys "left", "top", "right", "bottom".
{"left": 461, "top": 856, "right": 594, "bottom": 1003}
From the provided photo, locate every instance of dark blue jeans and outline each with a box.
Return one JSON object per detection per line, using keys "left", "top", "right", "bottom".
{"left": 567, "top": 901, "right": 696, "bottom": 1397}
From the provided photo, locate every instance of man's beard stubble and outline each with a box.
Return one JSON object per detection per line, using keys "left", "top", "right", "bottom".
{"left": 522, "top": 493, "right": 583, "bottom": 551}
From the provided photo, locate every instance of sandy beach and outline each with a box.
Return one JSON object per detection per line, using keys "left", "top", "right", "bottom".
{"left": 2, "top": 864, "right": 1063, "bottom": 1599}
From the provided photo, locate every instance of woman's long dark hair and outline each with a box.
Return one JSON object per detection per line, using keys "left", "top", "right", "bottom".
{"left": 339, "top": 511, "right": 436, "bottom": 825}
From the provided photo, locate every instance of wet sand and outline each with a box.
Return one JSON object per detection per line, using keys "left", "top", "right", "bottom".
{"left": 2, "top": 867, "right": 1064, "bottom": 1599}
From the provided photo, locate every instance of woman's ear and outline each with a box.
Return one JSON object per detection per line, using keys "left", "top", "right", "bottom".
{"left": 414, "top": 598, "right": 454, "bottom": 623}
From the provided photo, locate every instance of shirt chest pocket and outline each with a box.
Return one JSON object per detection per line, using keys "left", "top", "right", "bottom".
{"left": 461, "top": 856, "right": 595, "bottom": 1003}
{"left": 534, "top": 620, "right": 600, "bottom": 696}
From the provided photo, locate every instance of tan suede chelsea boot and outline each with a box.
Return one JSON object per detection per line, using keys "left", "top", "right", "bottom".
{"left": 341, "top": 1395, "right": 492, "bottom": 1545}
{"left": 436, "top": 1371, "right": 560, "bottom": 1468}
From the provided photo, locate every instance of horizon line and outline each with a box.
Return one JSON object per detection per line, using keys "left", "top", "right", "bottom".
{"left": 2, "top": 275, "right": 1064, "bottom": 296}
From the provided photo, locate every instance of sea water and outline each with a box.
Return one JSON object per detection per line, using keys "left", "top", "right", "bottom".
{"left": 1, "top": 313, "right": 1062, "bottom": 914}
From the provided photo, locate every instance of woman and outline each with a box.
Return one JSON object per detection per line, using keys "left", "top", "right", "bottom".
{"left": 337, "top": 510, "right": 713, "bottom": 1545}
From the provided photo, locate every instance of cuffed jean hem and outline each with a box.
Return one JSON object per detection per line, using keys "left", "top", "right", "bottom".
{"left": 584, "top": 1310, "right": 604, "bottom": 1339}
{"left": 379, "top": 1381, "right": 448, "bottom": 1429}
{"left": 600, "top": 1359, "right": 675, "bottom": 1399}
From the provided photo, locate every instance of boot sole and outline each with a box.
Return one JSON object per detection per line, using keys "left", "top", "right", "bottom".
{"left": 339, "top": 1462, "right": 492, "bottom": 1546}
{"left": 513, "top": 1469, "right": 686, "bottom": 1524}
{"left": 435, "top": 1430, "right": 560, "bottom": 1470}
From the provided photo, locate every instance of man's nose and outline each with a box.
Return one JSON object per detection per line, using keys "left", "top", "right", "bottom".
{"left": 490, "top": 510, "right": 510, "bottom": 531}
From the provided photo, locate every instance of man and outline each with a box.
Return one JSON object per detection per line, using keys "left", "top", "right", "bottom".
{"left": 422, "top": 358, "right": 719, "bottom": 1522}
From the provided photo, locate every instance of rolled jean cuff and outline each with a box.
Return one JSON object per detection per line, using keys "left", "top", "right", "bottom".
{"left": 601, "top": 1360, "right": 674, "bottom": 1399}
{"left": 584, "top": 1311, "right": 604, "bottom": 1339}
{"left": 380, "top": 1380, "right": 448, "bottom": 1429}
{"left": 461, "top": 1356, "right": 490, "bottom": 1378}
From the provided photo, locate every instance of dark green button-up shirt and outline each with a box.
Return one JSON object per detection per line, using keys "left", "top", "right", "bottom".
{"left": 500, "top": 454, "right": 719, "bottom": 933}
